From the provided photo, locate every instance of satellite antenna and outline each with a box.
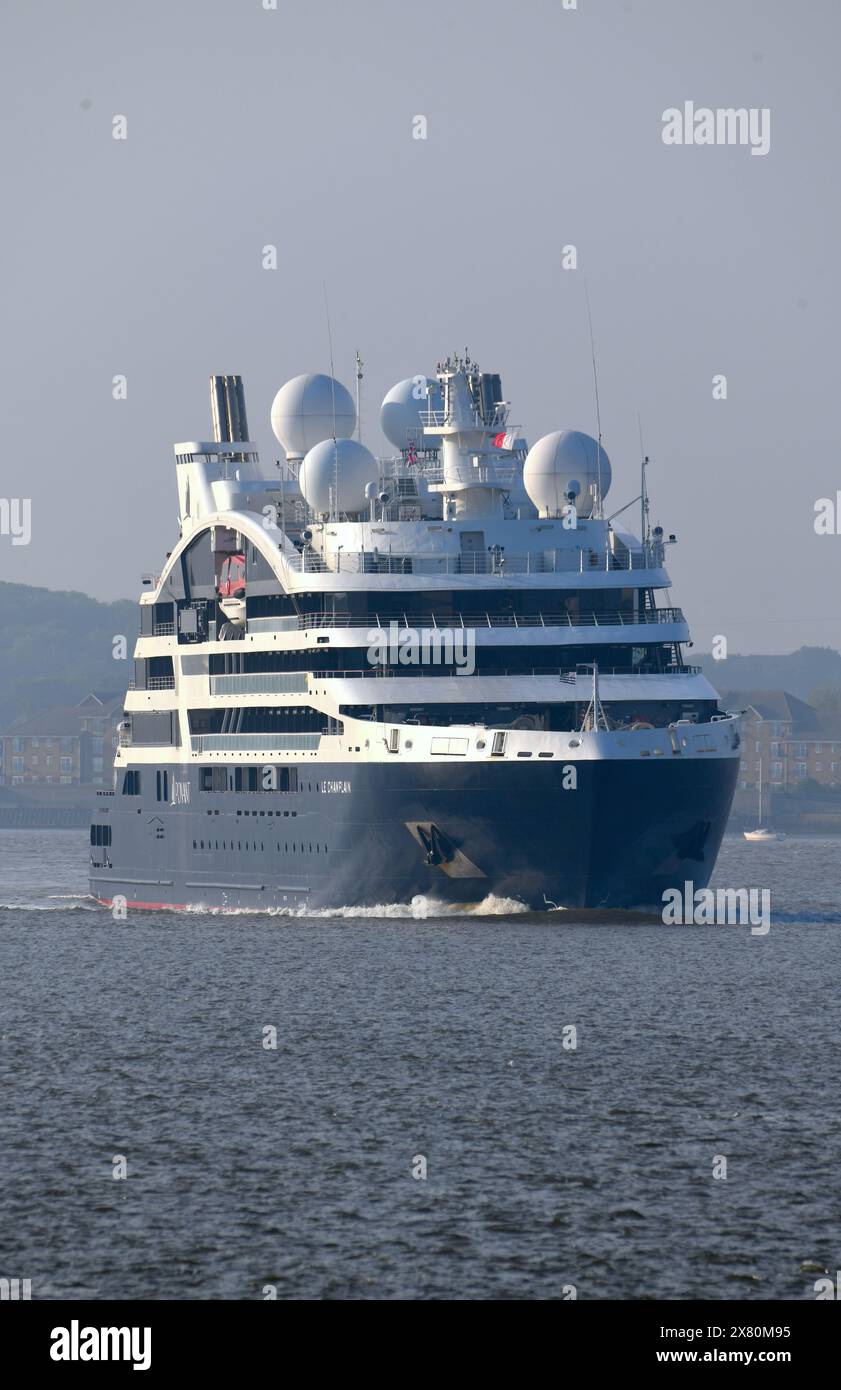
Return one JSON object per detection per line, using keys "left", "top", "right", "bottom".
{"left": 583, "top": 278, "right": 604, "bottom": 519}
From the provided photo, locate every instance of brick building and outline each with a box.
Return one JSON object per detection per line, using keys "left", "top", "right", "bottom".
{"left": 723, "top": 689, "right": 841, "bottom": 791}
{"left": 1, "top": 691, "right": 122, "bottom": 789}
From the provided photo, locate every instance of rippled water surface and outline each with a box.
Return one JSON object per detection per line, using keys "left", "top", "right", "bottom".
{"left": 1, "top": 829, "right": 839, "bottom": 1300}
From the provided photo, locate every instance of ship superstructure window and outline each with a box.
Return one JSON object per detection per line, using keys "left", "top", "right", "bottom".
{"left": 90, "top": 825, "right": 112, "bottom": 846}
{"left": 285, "top": 587, "right": 640, "bottom": 624}
{"left": 141, "top": 601, "right": 175, "bottom": 636}
{"left": 130, "top": 711, "right": 180, "bottom": 746}
{"left": 134, "top": 656, "right": 175, "bottom": 691}
{"left": 156, "top": 770, "right": 170, "bottom": 802}
{"left": 188, "top": 707, "right": 339, "bottom": 736}
{"left": 208, "top": 641, "right": 685, "bottom": 680}
{"left": 199, "top": 767, "right": 229, "bottom": 793}
{"left": 197, "top": 765, "right": 300, "bottom": 794}
{"left": 122, "top": 770, "right": 142, "bottom": 795}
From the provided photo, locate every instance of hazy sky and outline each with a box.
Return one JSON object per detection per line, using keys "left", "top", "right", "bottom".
{"left": 1, "top": 0, "right": 839, "bottom": 655}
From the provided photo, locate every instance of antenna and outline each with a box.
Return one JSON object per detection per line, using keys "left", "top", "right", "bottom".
{"left": 583, "top": 278, "right": 604, "bottom": 519}
{"left": 322, "top": 282, "right": 339, "bottom": 521}
{"left": 355, "top": 351, "right": 364, "bottom": 443}
{"left": 637, "top": 411, "right": 651, "bottom": 548}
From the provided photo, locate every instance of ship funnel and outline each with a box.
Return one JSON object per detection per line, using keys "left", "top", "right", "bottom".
{"left": 210, "top": 374, "right": 250, "bottom": 443}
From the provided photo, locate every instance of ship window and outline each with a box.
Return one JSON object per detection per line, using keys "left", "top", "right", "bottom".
{"left": 122, "top": 770, "right": 141, "bottom": 795}
{"left": 200, "top": 766, "right": 228, "bottom": 792}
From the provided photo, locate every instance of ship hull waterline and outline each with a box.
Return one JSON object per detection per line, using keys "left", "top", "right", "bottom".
{"left": 90, "top": 755, "right": 739, "bottom": 913}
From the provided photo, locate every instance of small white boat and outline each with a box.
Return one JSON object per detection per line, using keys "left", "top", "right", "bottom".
{"left": 743, "top": 759, "right": 785, "bottom": 841}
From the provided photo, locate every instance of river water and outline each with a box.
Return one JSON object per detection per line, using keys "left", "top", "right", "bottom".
{"left": 0, "top": 829, "right": 838, "bottom": 1300}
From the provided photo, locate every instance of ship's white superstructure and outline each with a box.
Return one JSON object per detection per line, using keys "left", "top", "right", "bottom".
{"left": 91, "top": 357, "right": 740, "bottom": 911}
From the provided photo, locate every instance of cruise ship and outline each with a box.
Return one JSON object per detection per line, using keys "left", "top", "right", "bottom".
{"left": 90, "top": 358, "right": 740, "bottom": 911}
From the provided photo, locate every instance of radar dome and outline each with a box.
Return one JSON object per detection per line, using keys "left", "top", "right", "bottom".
{"left": 270, "top": 373, "right": 356, "bottom": 458}
{"left": 299, "top": 437, "right": 379, "bottom": 517}
{"left": 522, "top": 430, "right": 612, "bottom": 518}
{"left": 380, "top": 376, "right": 443, "bottom": 451}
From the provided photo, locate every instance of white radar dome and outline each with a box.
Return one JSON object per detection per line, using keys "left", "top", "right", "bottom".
{"left": 380, "top": 376, "right": 443, "bottom": 451}
{"left": 270, "top": 373, "right": 356, "bottom": 458}
{"left": 522, "top": 430, "right": 612, "bottom": 518}
{"left": 299, "top": 437, "right": 379, "bottom": 517}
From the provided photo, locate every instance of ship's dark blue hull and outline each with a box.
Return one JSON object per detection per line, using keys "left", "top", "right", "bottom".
{"left": 90, "top": 754, "right": 739, "bottom": 911}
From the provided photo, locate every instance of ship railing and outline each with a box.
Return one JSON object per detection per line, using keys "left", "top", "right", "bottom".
{"left": 190, "top": 733, "right": 321, "bottom": 753}
{"left": 194, "top": 663, "right": 701, "bottom": 692}
{"left": 126, "top": 677, "right": 175, "bottom": 691}
{"left": 417, "top": 405, "right": 509, "bottom": 431}
{"left": 310, "top": 665, "right": 703, "bottom": 681}
{"left": 279, "top": 546, "right": 655, "bottom": 576}
{"left": 247, "top": 607, "right": 685, "bottom": 634}
{"left": 152, "top": 622, "right": 175, "bottom": 636}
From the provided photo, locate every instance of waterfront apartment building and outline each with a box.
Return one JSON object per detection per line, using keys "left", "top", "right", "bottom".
{"left": 0, "top": 692, "right": 122, "bottom": 789}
